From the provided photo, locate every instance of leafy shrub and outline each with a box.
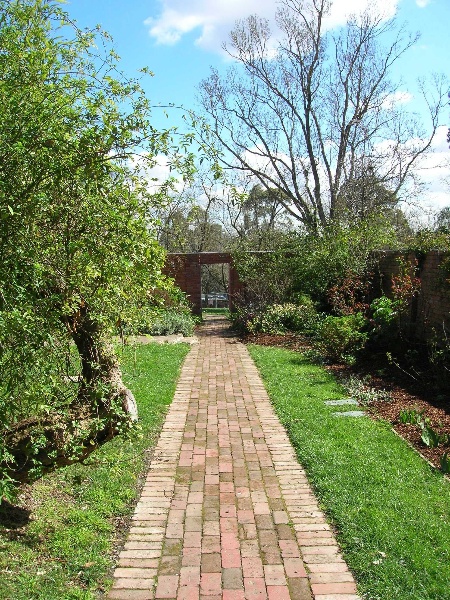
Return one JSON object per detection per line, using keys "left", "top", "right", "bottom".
{"left": 134, "top": 308, "right": 195, "bottom": 337}
{"left": 327, "top": 271, "right": 370, "bottom": 316}
{"left": 315, "top": 313, "right": 368, "bottom": 363}
{"left": 118, "top": 280, "right": 196, "bottom": 337}
{"left": 391, "top": 257, "right": 421, "bottom": 314}
{"left": 231, "top": 299, "right": 320, "bottom": 336}
{"left": 257, "top": 301, "right": 320, "bottom": 335}
{"left": 289, "top": 220, "right": 396, "bottom": 305}
{"left": 371, "top": 296, "right": 397, "bottom": 328}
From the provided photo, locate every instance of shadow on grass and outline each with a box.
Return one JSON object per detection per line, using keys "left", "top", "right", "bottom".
{"left": 0, "top": 500, "right": 31, "bottom": 528}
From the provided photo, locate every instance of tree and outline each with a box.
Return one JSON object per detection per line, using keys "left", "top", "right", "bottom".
{"left": 435, "top": 206, "right": 450, "bottom": 233}
{"left": 198, "top": 0, "right": 448, "bottom": 232}
{"left": 154, "top": 166, "right": 231, "bottom": 252}
{"left": 225, "top": 184, "right": 293, "bottom": 250}
{"left": 0, "top": 0, "right": 189, "bottom": 489}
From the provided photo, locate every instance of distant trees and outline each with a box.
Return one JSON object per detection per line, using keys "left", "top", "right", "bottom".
{"left": 198, "top": 0, "right": 448, "bottom": 232}
{"left": 435, "top": 206, "right": 450, "bottom": 233}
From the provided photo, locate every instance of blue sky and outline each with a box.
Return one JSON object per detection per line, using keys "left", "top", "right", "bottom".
{"left": 64, "top": 0, "right": 449, "bottom": 211}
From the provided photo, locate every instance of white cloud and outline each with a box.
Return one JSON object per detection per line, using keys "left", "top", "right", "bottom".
{"left": 145, "top": 0, "right": 401, "bottom": 53}
{"left": 145, "top": 0, "right": 274, "bottom": 51}
{"left": 416, "top": 0, "right": 431, "bottom": 7}
{"left": 381, "top": 91, "right": 414, "bottom": 110}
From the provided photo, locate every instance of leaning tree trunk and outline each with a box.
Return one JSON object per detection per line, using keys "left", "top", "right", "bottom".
{"left": 2, "top": 303, "right": 137, "bottom": 485}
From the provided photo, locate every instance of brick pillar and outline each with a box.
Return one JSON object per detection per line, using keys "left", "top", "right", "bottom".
{"left": 164, "top": 254, "right": 202, "bottom": 315}
{"left": 228, "top": 262, "right": 244, "bottom": 313}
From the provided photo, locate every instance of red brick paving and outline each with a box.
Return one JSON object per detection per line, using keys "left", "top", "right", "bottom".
{"left": 108, "top": 316, "right": 360, "bottom": 599}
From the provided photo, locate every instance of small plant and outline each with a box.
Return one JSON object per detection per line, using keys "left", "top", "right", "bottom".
{"left": 371, "top": 296, "right": 397, "bottom": 328}
{"left": 398, "top": 409, "right": 449, "bottom": 450}
{"left": 440, "top": 452, "right": 450, "bottom": 474}
{"left": 341, "top": 374, "right": 391, "bottom": 405}
{"left": 315, "top": 313, "right": 368, "bottom": 363}
{"left": 398, "top": 408, "right": 424, "bottom": 425}
{"left": 420, "top": 423, "right": 442, "bottom": 449}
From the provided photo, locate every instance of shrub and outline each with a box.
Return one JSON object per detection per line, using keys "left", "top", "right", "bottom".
{"left": 134, "top": 308, "right": 195, "bottom": 337}
{"left": 327, "top": 271, "right": 370, "bottom": 316}
{"left": 315, "top": 313, "right": 368, "bottom": 363}
{"left": 231, "top": 299, "right": 320, "bottom": 336}
{"left": 369, "top": 295, "right": 398, "bottom": 338}
{"left": 371, "top": 296, "right": 397, "bottom": 328}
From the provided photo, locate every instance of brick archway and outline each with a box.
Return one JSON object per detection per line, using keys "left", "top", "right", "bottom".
{"left": 164, "top": 253, "right": 243, "bottom": 315}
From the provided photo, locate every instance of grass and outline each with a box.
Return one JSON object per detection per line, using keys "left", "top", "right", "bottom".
{"left": 202, "top": 308, "right": 229, "bottom": 315}
{"left": 0, "top": 342, "right": 190, "bottom": 600}
{"left": 248, "top": 345, "right": 450, "bottom": 600}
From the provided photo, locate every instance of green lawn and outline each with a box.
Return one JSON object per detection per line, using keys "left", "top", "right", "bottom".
{"left": 0, "top": 343, "right": 190, "bottom": 600}
{"left": 202, "top": 308, "right": 229, "bottom": 315}
{"left": 249, "top": 345, "right": 450, "bottom": 600}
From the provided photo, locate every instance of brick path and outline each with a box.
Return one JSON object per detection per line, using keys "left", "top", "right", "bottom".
{"left": 108, "top": 316, "right": 360, "bottom": 600}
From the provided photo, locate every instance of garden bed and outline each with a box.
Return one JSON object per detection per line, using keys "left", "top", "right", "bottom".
{"left": 244, "top": 332, "right": 450, "bottom": 471}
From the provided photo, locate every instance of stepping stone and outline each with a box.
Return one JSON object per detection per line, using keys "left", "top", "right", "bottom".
{"left": 333, "top": 410, "right": 366, "bottom": 417}
{"left": 325, "top": 398, "right": 358, "bottom": 406}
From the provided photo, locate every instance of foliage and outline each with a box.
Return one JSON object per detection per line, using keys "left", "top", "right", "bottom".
{"left": 371, "top": 296, "right": 397, "bottom": 328}
{"left": 340, "top": 374, "right": 391, "bottom": 405}
{"left": 404, "top": 228, "right": 450, "bottom": 254}
{"left": 236, "top": 300, "right": 321, "bottom": 336}
{"left": 315, "top": 313, "right": 368, "bottom": 364}
{"left": 232, "top": 246, "right": 297, "bottom": 312}
{"left": 135, "top": 308, "right": 195, "bottom": 337}
{"left": 440, "top": 452, "right": 450, "bottom": 474}
{"left": 0, "top": 0, "right": 192, "bottom": 490}
{"left": 398, "top": 408, "right": 450, "bottom": 465}
{"left": 231, "top": 219, "right": 395, "bottom": 325}
{"left": 391, "top": 257, "right": 421, "bottom": 314}
{"left": 118, "top": 282, "right": 195, "bottom": 338}
{"left": 399, "top": 408, "right": 425, "bottom": 425}
{"left": 290, "top": 220, "right": 396, "bottom": 304}
{"left": 434, "top": 206, "right": 450, "bottom": 234}
{"left": 368, "top": 295, "right": 401, "bottom": 348}
{"left": 327, "top": 272, "right": 370, "bottom": 316}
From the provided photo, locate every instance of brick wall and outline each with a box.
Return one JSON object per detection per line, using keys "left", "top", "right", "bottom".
{"left": 374, "top": 251, "right": 450, "bottom": 342}
{"left": 164, "top": 250, "right": 450, "bottom": 344}
{"left": 163, "top": 253, "right": 243, "bottom": 315}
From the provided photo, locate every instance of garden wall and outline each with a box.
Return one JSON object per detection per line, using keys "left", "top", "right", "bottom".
{"left": 163, "top": 252, "right": 243, "bottom": 315}
{"left": 374, "top": 250, "right": 450, "bottom": 343}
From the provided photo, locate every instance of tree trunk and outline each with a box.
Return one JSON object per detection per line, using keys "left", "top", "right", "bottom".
{"left": 2, "top": 303, "right": 137, "bottom": 485}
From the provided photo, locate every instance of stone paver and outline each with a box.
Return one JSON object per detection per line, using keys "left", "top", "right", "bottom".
{"left": 108, "top": 316, "right": 361, "bottom": 600}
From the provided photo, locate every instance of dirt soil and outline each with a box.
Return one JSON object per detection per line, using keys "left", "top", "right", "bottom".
{"left": 244, "top": 333, "right": 450, "bottom": 471}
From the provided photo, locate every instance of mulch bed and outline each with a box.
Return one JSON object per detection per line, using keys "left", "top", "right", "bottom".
{"left": 243, "top": 333, "right": 450, "bottom": 471}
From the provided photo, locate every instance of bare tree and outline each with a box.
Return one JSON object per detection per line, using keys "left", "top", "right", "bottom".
{"left": 198, "top": 0, "right": 448, "bottom": 232}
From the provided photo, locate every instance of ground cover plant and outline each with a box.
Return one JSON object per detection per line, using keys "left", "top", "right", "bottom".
{"left": 248, "top": 344, "right": 450, "bottom": 600}
{"left": 0, "top": 343, "right": 189, "bottom": 600}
